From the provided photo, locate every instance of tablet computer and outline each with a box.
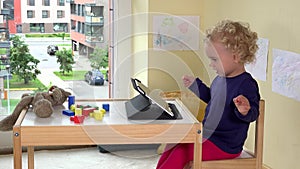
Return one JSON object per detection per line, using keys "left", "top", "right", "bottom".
{"left": 130, "top": 78, "right": 174, "bottom": 117}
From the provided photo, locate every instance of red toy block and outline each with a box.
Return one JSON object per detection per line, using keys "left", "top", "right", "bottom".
{"left": 71, "top": 115, "right": 85, "bottom": 124}
{"left": 82, "top": 107, "right": 96, "bottom": 116}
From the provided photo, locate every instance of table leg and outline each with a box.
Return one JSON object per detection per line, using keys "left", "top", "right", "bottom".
{"left": 28, "top": 146, "right": 34, "bottom": 169}
{"left": 13, "top": 128, "right": 22, "bottom": 169}
{"left": 193, "top": 128, "right": 202, "bottom": 169}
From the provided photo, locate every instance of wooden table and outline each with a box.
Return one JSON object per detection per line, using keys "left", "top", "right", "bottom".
{"left": 13, "top": 99, "right": 202, "bottom": 169}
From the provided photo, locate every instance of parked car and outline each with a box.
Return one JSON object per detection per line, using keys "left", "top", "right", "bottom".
{"left": 47, "top": 45, "right": 59, "bottom": 55}
{"left": 84, "top": 70, "right": 105, "bottom": 85}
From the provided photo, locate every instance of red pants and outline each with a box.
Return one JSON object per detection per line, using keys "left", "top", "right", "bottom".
{"left": 156, "top": 140, "right": 241, "bottom": 169}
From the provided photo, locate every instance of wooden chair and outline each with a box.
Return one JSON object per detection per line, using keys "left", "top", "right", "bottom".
{"left": 201, "top": 100, "right": 265, "bottom": 169}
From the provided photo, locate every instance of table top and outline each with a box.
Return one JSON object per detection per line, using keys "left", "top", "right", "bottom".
{"left": 21, "top": 99, "right": 199, "bottom": 127}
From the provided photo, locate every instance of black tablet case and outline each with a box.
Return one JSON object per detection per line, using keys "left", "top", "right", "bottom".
{"left": 125, "top": 94, "right": 182, "bottom": 120}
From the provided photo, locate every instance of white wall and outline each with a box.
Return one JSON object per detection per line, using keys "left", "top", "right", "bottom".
{"left": 21, "top": 0, "right": 70, "bottom": 24}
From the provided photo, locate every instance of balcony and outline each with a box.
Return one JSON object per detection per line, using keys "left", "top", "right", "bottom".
{"left": 85, "top": 35, "right": 104, "bottom": 45}
{"left": 85, "top": 16, "right": 104, "bottom": 26}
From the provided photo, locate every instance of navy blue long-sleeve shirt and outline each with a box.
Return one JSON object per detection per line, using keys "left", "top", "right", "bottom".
{"left": 189, "top": 72, "right": 260, "bottom": 154}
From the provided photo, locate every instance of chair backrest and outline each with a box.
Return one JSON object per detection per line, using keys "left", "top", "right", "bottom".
{"left": 254, "top": 100, "right": 265, "bottom": 167}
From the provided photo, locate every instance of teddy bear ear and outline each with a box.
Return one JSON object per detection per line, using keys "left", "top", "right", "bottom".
{"left": 48, "top": 85, "right": 58, "bottom": 92}
{"left": 64, "top": 91, "right": 72, "bottom": 96}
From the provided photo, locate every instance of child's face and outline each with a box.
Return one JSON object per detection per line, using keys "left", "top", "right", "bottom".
{"left": 205, "top": 41, "right": 242, "bottom": 77}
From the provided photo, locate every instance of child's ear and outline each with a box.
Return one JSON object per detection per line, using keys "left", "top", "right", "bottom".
{"left": 233, "top": 53, "right": 241, "bottom": 63}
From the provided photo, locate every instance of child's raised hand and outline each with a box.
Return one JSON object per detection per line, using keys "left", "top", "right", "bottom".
{"left": 233, "top": 95, "right": 251, "bottom": 116}
{"left": 182, "top": 75, "right": 195, "bottom": 87}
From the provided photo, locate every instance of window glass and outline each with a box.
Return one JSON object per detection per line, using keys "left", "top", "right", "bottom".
{"left": 58, "top": 0, "right": 65, "bottom": 6}
{"left": 57, "top": 10, "right": 64, "bottom": 18}
{"left": 44, "top": 0, "right": 50, "bottom": 6}
{"left": 30, "top": 23, "right": 45, "bottom": 33}
{"left": 42, "top": 10, "right": 49, "bottom": 18}
{"left": 27, "top": 10, "right": 34, "bottom": 18}
{"left": 28, "top": 0, "right": 35, "bottom": 6}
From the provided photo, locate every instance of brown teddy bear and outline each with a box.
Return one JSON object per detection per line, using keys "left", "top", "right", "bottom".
{"left": 0, "top": 86, "right": 71, "bottom": 131}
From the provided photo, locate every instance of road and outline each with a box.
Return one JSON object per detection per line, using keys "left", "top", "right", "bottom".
{"left": 26, "top": 38, "right": 109, "bottom": 99}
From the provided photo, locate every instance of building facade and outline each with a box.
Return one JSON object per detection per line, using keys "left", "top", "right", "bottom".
{"left": 0, "top": 0, "right": 10, "bottom": 67}
{"left": 3, "top": 0, "right": 70, "bottom": 34}
{"left": 68, "top": 0, "right": 108, "bottom": 56}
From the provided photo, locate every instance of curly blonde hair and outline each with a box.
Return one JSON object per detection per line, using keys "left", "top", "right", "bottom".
{"left": 206, "top": 20, "right": 258, "bottom": 64}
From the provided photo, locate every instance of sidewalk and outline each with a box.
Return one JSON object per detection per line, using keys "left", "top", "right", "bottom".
{"left": 37, "top": 51, "right": 91, "bottom": 90}
{"left": 9, "top": 51, "right": 91, "bottom": 99}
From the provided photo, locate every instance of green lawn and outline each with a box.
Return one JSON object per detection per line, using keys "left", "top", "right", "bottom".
{"left": 25, "top": 33, "right": 70, "bottom": 38}
{"left": 54, "top": 70, "right": 87, "bottom": 81}
{"left": 54, "top": 70, "right": 108, "bottom": 81}
{"left": 4, "top": 76, "right": 45, "bottom": 89}
{"left": 1, "top": 99, "right": 20, "bottom": 114}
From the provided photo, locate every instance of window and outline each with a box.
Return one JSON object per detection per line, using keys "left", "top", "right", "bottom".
{"left": 43, "top": 0, "right": 50, "bottom": 6}
{"left": 57, "top": 10, "right": 65, "bottom": 18}
{"left": 30, "top": 23, "right": 45, "bottom": 33}
{"left": 81, "top": 5, "right": 85, "bottom": 16}
{"left": 85, "top": 6, "right": 104, "bottom": 17}
{"left": 27, "top": 10, "right": 34, "bottom": 18}
{"left": 16, "top": 25, "right": 22, "bottom": 33}
{"left": 82, "top": 23, "right": 85, "bottom": 34}
{"left": 70, "top": 4, "right": 76, "bottom": 14}
{"left": 77, "top": 21, "right": 81, "bottom": 33}
{"left": 53, "top": 23, "right": 68, "bottom": 32}
{"left": 85, "top": 25, "right": 103, "bottom": 42}
{"left": 28, "top": 0, "right": 35, "bottom": 6}
{"left": 58, "top": 0, "right": 65, "bottom": 6}
{"left": 71, "top": 20, "right": 76, "bottom": 30}
{"left": 42, "top": 10, "right": 49, "bottom": 18}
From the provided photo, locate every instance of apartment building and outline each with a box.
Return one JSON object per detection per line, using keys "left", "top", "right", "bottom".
{"left": 0, "top": 0, "right": 10, "bottom": 66}
{"left": 3, "top": 0, "right": 70, "bottom": 34}
{"left": 22, "top": 0, "right": 71, "bottom": 33}
{"left": 68, "top": 0, "right": 108, "bottom": 56}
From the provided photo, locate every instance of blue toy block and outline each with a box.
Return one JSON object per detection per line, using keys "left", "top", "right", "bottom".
{"left": 62, "top": 110, "right": 75, "bottom": 116}
{"left": 102, "top": 104, "right": 110, "bottom": 112}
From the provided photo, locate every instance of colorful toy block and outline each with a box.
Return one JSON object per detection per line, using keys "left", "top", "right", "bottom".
{"left": 82, "top": 107, "right": 96, "bottom": 116}
{"left": 100, "top": 108, "right": 106, "bottom": 114}
{"left": 75, "top": 108, "right": 82, "bottom": 116}
{"left": 102, "top": 104, "right": 110, "bottom": 112}
{"left": 68, "top": 96, "right": 75, "bottom": 109}
{"left": 77, "top": 104, "right": 92, "bottom": 109}
{"left": 70, "top": 104, "right": 76, "bottom": 112}
{"left": 90, "top": 112, "right": 94, "bottom": 117}
{"left": 93, "top": 109, "right": 104, "bottom": 121}
{"left": 93, "top": 112, "right": 104, "bottom": 121}
{"left": 62, "top": 110, "right": 75, "bottom": 116}
{"left": 70, "top": 115, "right": 85, "bottom": 124}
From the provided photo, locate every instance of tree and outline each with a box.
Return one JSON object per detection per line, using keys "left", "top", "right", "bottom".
{"left": 89, "top": 47, "right": 108, "bottom": 69}
{"left": 55, "top": 48, "right": 75, "bottom": 75}
{"left": 58, "top": 32, "right": 66, "bottom": 40}
{"left": 10, "top": 35, "right": 41, "bottom": 84}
